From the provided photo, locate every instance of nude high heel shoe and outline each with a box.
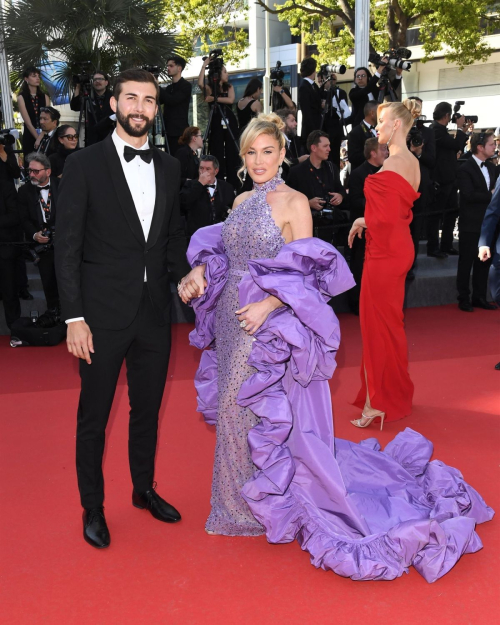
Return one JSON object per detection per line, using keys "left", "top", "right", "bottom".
{"left": 350, "top": 412, "right": 385, "bottom": 431}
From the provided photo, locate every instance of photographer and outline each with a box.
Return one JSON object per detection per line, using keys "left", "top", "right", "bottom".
{"left": 70, "top": 71, "right": 113, "bottom": 146}
{"left": 270, "top": 62, "right": 295, "bottom": 112}
{"left": 286, "top": 130, "right": 347, "bottom": 245}
{"left": 320, "top": 71, "right": 351, "bottom": 169}
{"left": 0, "top": 181, "right": 22, "bottom": 329}
{"left": 37, "top": 107, "right": 61, "bottom": 156}
{"left": 175, "top": 126, "right": 203, "bottom": 186}
{"left": 180, "top": 155, "right": 235, "bottom": 237}
{"left": 159, "top": 56, "right": 192, "bottom": 156}
{"left": 17, "top": 66, "right": 51, "bottom": 160}
{"left": 349, "top": 62, "right": 402, "bottom": 128}
{"left": 0, "top": 134, "right": 21, "bottom": 192}
{"left": 198, "top": 55, "right": 240, "bottom": 190}
{"left": 275, "top": 108, "right": 307, "bottom": 175}
{"left": 347, "top": 101, "right": 378, "bottom": 171}
{"left": 428, "top": 101, "right": 469, "bottom": 257}
{"left": 237, "top": 78, "right": 263, "bottom": 135}
{"left": 298, "top": 58, "right": 322, "bottom": 150}
{"left": 17, "top": 153, "right": 59, "bottom": 314}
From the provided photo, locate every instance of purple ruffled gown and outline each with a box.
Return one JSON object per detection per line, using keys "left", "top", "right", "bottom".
{"left": 187, "top": 174, "right": 494, "bottom": 582}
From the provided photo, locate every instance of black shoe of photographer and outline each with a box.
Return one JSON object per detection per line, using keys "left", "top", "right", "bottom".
{"left": 18, "top": 288, "right": 34, "bottom": 300}
{"left": 458, "top": 301, "right": 474, "bottom": 312}
{"left": 427, "top": 249, "right": 448, "bottom": 259}
{"left": 83, "top": 507, "right": 110, "bottom": 549}
{"left": 132, "top": 482, "right": 181, "bottom": 523}
{"left": 471, "top": 298, "right": 497, "bottom": 310}
{"left": 441, "top": 247, "right": 459, "bottom": 256}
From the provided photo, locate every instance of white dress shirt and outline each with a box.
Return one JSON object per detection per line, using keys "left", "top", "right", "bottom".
{"left": 206, "top": 179, "right": 217, "bottom": 198}
{"left": 472, "top": 154, "right": 490, "bottom": 190}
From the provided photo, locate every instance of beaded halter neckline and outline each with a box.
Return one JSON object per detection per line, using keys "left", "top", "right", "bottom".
{"left": 252, "top": 173, "right": 284, "bottom": 193}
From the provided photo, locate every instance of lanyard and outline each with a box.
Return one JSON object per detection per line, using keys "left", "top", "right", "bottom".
{"left": 39, "top": 188, "right": 52, "bottom": 221}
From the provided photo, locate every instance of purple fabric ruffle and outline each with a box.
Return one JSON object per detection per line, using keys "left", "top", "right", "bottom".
{"left": 187, "top": 227, "right": 494, "bottom": 583}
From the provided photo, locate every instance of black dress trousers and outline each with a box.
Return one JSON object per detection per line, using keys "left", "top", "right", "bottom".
{"left": 456, "top": 231, "right": 492, "bottom": 304}
{"left": 76, "top": 284, "right": 171, "bottom": 509}
{"left": 0, "top": 257, "right": 21, "bottom": 328}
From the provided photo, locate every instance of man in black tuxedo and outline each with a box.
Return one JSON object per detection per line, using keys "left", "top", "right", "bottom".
{"left": 320, "top": 73, "right": 351, "bottom": 169}
{"left": 18, "top": 153, "right": 59, "bottom": 313}
{"left": 346, "top": 138, "right": 388, "bottom": 313}
{"left": 180, "top": 155, "right": 235, "bottom": 236}
{"left": 349, "top": 63, "right": 402, "bottom": 128}
{"left": 298, "top": 58, "right": 322, "bottom": 150}
{"left": 70, "top": 71, "right": 113, "bottom": 146}
{"left": 479, "top": 178, "right": 500, "bottom": 307}
{"left": 428, "top": 101, "right": 469, "bottom": 257}
{"left": 36, "top": 107, "right": 60, "bottom": 157}
{"left": 347, "top": 101, "right": 378, "bottom": 171}
{"left": 159, "top": 55, "right": 192, "bottom": 156}
{"left": 457, "top": 132, "right": 498, "bottom": 311}
{"left": 55, "top": 69, "right": 195, "bottom": 549}
{"left": 275, "top": 108, "right": 307, "bottom": 179}
{"left": 0, "top": 181, "right": 21, "bottom": 328}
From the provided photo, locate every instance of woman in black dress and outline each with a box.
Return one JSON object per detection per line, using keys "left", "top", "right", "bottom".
{"left": 17, "top": 66, "right": 51, "bottom": 161}
{"left": 237, "top": 78, "right": 262, "bottom": 135}
{"left": 175, "top": 126, "right": 203, "bottom": 186}
{"left": 49, "top": 125, "right": 79, "bottom": 177}
{"left": 198, "top": 59, "right": 240, "bottom": 189}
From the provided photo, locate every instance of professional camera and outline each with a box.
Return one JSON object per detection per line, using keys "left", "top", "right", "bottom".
{"left": 28, "top": 227, "right": 55, "bottom": 265}
{"left": 72, "top": 61, "right": 94, "bottom": 89}
{"left": 317, "top": 64, "right": 347, "bottom": 80}
{"left": 142, "top": 65, "right": 161, "bottom": 79}
{"left": 270, "top": 61, "right": 285, "bottom": 87}
{"left": 203, "top": 49, "right": 224, "bottom": 83}
{"left": 0, "top": 128, "right": 17, "bottom": 147}
{"left": 369, "top": 48, "right": 412, "bottom": 72}
{"left": 451, "top": 101, "right": 478, "bottom": 125}
{"left": 408, "top": 126, "right": 423, "bottom": 148}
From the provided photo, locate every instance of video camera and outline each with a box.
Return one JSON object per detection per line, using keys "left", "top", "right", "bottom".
{"left": 143, "top": 65, "right": 161, "bottom": 79}
{"left": 203, "top": 49, "right": 225, "bottom": 84}
{"left": 451, "top": 101, "right": 478, "bottom": 125}
{"left": 317, "top": 64, "right": 347, "bottom": 80}
{"left": 270, "top": 61, "right": 285, "bottom": 87}
{"left": 0, "top": 128, "right": 17, "bottom": 147}
{"left": 72, "top": 61, "right": 94, "bottom": 90}
{"left": 369, "top": 48, "right": 412, "bottom": 72}
{"left": 28, "top": 226, "right": 55, "bottom": 265}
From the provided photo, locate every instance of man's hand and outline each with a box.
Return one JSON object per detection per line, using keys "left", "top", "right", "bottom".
{"left": 0, "top": 144, "right": 7, "bottom": 163}
{"left": 328, "top": 192, "right": 343, "bottom": 206}
{"left": 309, "top": 197, "right": 325, "bottom": 211}
{"left": 178, "top": 264, "right": 207, "bottom": 304}
{"left": 272, "top": 85, "right": 283, "bottom": 93}
{"left": 34, "top": 133, "right": 44, "bottom": 149}
{"left": 455, "top": 115, "right": 466, "bottom": 130}
{"left": 67, "top": 320, "right": 94, "bottom": 364}
{"left": 34, "top": 231, "right": 50, "bottom": 244}
{"left": 410, "top": 144, "right": 423, "bottom": 157}
{"left": 478, "top": 246, "right": 491, "bottom": 261}
{"left": 377, "top": 57, "right": 389, "bottom": 73}
{"left": 348, "top": 217, "right": 366, "bottom": 248}
{"left": 199, "top": 171, "right": 213, "bottom": 186}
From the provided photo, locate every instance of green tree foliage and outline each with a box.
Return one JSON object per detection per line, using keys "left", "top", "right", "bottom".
{"left": 1, "top": 0, "right": 178, "bottom": 95}
{"left": 256, "top": 0, "right": 497, "bottom": 67}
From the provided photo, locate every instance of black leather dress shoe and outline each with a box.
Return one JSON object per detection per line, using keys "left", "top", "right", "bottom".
{"left": 132, "top": 484, "right": 181, "bottom": 523}
{"left": 18, "top": 288, "right": 34, "bottom": 300}
{"left": 458, "top": 301, "right": 474, "bottom": 312}
{"left": 441, "top": 247, "right": 459, "bottom": 255}
{"left": 471, "top": 298, "right": 497, "bottom": 310}
{"left": 83, "top": 507, "right": 110, "bottom": 548}
{"left": 427, "top": 250, "right": 448, "bottom": 259}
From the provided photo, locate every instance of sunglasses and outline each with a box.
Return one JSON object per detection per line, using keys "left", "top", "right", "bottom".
{"left": 27, "top": 167, "right": 48, "bottom": 174}
{"left": 62, "top": 134, "right": 79, "bottom": 140}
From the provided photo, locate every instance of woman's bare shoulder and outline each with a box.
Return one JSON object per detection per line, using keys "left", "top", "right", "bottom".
{"left": 232, "top": 191, "right": 252, "bottom": 208}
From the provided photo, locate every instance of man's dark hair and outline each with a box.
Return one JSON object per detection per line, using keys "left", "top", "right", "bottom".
{"left": 40, "top": 106, "right": 61, "bottom": 125}
{"left": 300, "top": 57, "right": 317, "bottom": 78}
{"left": 113, "top": 68, "right": 159, "bottom": 100}
{"left": 307, "top": 129, "right": 329, "bottom": 152}
{"left": 471, "top": 131, "right": 494, "bottom": 155}
{"left": 200, "top": 154, "right": 219, "bottom": 170}
{"left": 433, "top": 101, "right": 452, "bottom": 121}
{"left": 409, "top": 95, "right": 423, "bottom": 104}
{"left": 354, "top": 67, "right": 371, "bottom": 80}
{"left": 364, "top": 137, "right": 379, "bottom": 160}
{"left": 167, "top": 55, "right": 187, "bottom": 70}
{"left": 93, "top": 71, "right": 109, "bottom": 82}
{"left": 243, "top": 78, "right": 263, "bottom": 98}
{"left": 275, "top": 108, "right": 296, "bottom": 123}
{"left": 26, "top": 152, "right": 51, "bottom": 169}
{"left": 363, "top": 101, "right": 379, "bottom": 118}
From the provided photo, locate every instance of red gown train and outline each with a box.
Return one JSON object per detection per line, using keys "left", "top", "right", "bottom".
{"left": 354, "top": 170, "right": 419, "bottom": 421}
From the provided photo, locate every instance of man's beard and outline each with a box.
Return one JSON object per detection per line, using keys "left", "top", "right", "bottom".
{"left": 286, "top": 127, "right": 296, "bottom": 138}
{"left": 115, "top": 106, "right": 154, "bottom": 138}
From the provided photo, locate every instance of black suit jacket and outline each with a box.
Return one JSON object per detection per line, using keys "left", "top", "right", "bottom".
{"left": 18, "top": 176, "right": 59, "bottom": 240}
{"left": 458, "top": 157, "right": 498, "bottom": 233}
{"left": 431, "top": 121, "right": 468, "bottom": 186}
{"left": 38, "top": 131, "right": 58, "bottom": 157}
{"left": 298, "top": 80, "right": 322, "bottom": 143}
{"left": 286, "top": 157, "right": 346, "bottom": 201}
{"left": 54, "top": 135, "right": 190, "bottom": 329}
{"left": 346, "top": 161, "right": 380, "bottom": 220}
{"left": 70, "top": 90, "right": 113, "bottom": 145}
{"left": 180, "top": 178, "right": 235, "bottom": 236}
{"left": 479, "top": 180, "right": 500, "bottom": 254}
{"left": 347, "top": 122, "right": 376, "bottom": 171}
{"left": 160, "top": 78, "right": 192, "bottom": 136}
{"left": 175, "top": 144, "right": 200, "bottom": 186}
{"left": 0, "top": 184, "right": 21, "bottom": 260}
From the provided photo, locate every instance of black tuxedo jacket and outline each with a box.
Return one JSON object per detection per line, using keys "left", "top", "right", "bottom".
{"left": 458, "top": 157, "right": 498, "bottom": 233}
{"left": 347, "top": 122, "right": 376, "bottom": 171}
{"left": 18, "top": 176, "right": 59, "bottom": 240}
{"left": 160, "top": 78, "right": 192, "bottom": 136}
{"left": 175, "top": 144, "right": 200, "bottom": 186}
{"left": 431, "top": 122, "right": 468, "bottom": 186}
{"left": 347, "top": 161, "right": 380, "bottom": 220}
{"left": 54, "top": 134, "right": 190, "bottom": 329}
{"left": 0, "top": 184, "right": 21, "bottom": 260}
{"left": 180, "top": 178, "right": 235, "bottom": 236}
{"left": 298, "top": 80, "right": 322, "bottom": 142}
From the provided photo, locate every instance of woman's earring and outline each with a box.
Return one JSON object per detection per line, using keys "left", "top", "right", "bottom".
{"left": 242, "top": 167, "right": 247, "bottom": 181}
{"left": 387, "top": 126, "right": 396, "bottom": 147}
{"left": 278, "top": 164, "right": 283, "bottom": 176}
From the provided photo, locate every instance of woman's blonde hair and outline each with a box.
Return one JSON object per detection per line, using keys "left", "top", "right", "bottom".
{"left": 377, "top": 98, "right": 421, "bottom": 132}
{"left": 237, "top": 112, "right": 286, "bottom": 181}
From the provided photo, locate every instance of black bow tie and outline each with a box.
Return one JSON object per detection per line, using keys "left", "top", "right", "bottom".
{"left": 123, "top": 146, "right": 153, "bottom": 164}
{"left": 206, "top": 184, "right": 216, "bottom": 189}
{"left": 480, "top": 161, "right": 486, "bottom": 168}
{"left": 38, "top": 185, "right": 50, "bottom": 190}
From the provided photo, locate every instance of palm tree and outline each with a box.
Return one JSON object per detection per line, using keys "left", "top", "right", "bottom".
{"left": 1, "top": 0, "right": 178, "bottom": 96}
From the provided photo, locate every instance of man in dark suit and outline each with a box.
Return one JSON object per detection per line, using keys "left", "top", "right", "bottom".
{"left": 55, "top": 69, "right": 195, "bottom": 549}
{"left": 457, "top": 131, "right": 498, "bottom": 311}
{"left": 18, "top": 152, "right": 60, "bottom": 313}
{"left": 298, "top": 58, "right": 322, "bottom": 150}
{"left": 321, "top": 73, "right": 351, "bottom": 169}
{"left": 349, "top": 63, "right": 402, "bottom": 128}
{"left": 287, "top": 130, "right": 347, "bottom": 244}
{"left": 346, "top": 138, "right": 388, "bottom": 313}
{"left": 347, "top": 101, "right": 378, "bottom": 171}
{"left": 0, "top": 182, "right": 21, "bottom": 328}
{"left": 70, "top": 71, "right": 114, "bottom": 146}
{"left": 428, "top": 101, "right": 469, "bottom": 257}
{"left": 479, "top": 177, "right": 500, "bottom": 306}
{"left": 180, "top": 155, "right": 235, "bottom": 236}
{"left": 36, "top": 106, "right": 60, "bottom": 157}
{"left": 159, "top": 55, "right": 192, "bottom": 156}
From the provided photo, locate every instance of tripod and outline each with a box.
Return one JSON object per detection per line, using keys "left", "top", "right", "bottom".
{"left": 151, "top": 109, "right": 170, "bottom": 155}
{"left": 377, "top": 69, "right": 398, "bottom": 103}
{"left": 76, "top": 84, "right": 98, "bottom": 148}
{"left": 202, "top": 76, "right": 239, "bottom": 158}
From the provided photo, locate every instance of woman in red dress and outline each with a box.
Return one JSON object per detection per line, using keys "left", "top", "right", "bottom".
{"left": 348, "top": 99, "right": 421, "bottom": 428}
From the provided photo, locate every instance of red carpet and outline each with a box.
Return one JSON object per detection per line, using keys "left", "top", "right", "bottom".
{"left": 1, "top": 305, "right": 499, "bottom": 625}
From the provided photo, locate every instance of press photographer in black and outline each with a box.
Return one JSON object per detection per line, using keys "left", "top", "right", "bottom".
{"left": 286, "top": 130, "right": 347, "bottom": 244}
{"left": 428, "top": 101, "right": 469, "bottom": 257}
{"left": 159, "top": 55, "right": 192, "bottom": 156}
{"left": 70, "top": 70, "right": 113, "bottom": 146}
{"left": 320, "top": 68, "right": 351, "bottom": 169}
{"left": 298, "top": 58, "right": 322, "bottom": 151}
{"left": 270, "top": 62, "right": 295, "bottom": 112}
{"left": 347, "top": 101, "right": 378, "bottom": 171}
{"left": 17, "top": 153, "right": 59, "bottom": 315}
{"left": 349, "top": 62, "right": 402, "bottom": 128}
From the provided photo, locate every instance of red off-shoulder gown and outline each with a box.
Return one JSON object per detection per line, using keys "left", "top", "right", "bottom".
{"left": 353, "top": 170, "right": 420, "bottom": 421}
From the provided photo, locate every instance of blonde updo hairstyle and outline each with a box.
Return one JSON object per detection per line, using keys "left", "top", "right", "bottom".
{"left": 377, "top": 98, "right": 422, "bottom": 133}
{"left": 238, "top": 112, "right": 287, "bottom": 181}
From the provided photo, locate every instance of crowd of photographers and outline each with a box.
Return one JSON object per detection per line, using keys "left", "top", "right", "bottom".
{"left": 1, "top": 53, "right": 499, "bottom": 334}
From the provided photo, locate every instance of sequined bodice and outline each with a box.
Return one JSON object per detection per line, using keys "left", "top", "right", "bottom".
{"left": 222, "top": 175, "right": 285, "bottom": 271}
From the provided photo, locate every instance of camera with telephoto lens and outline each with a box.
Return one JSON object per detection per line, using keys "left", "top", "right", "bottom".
{"left": 0, "top": 128, "right": 16, "bottom": 147}
{"left": 451, "top": 101, "right": 478, "bottom": 125}
{"left": 72, "top": 61, "right": 94, "bottom": 90}
{"left": 203, "top": 49, "right": 225, "bottom": 84}
{"left": 142, "top": 65, "right": 161, "bottom": 79}
{"left": 317, "top": 64, "right": 347, "bottom": 80}
{"left": 28, "top": 226, "right": 55, "bottom": 265}
{"left": 369, "top": 48, "right": 413, "bottom": 73}
{"left": 270, "top": 61, "right": 285, "bottom": 87}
